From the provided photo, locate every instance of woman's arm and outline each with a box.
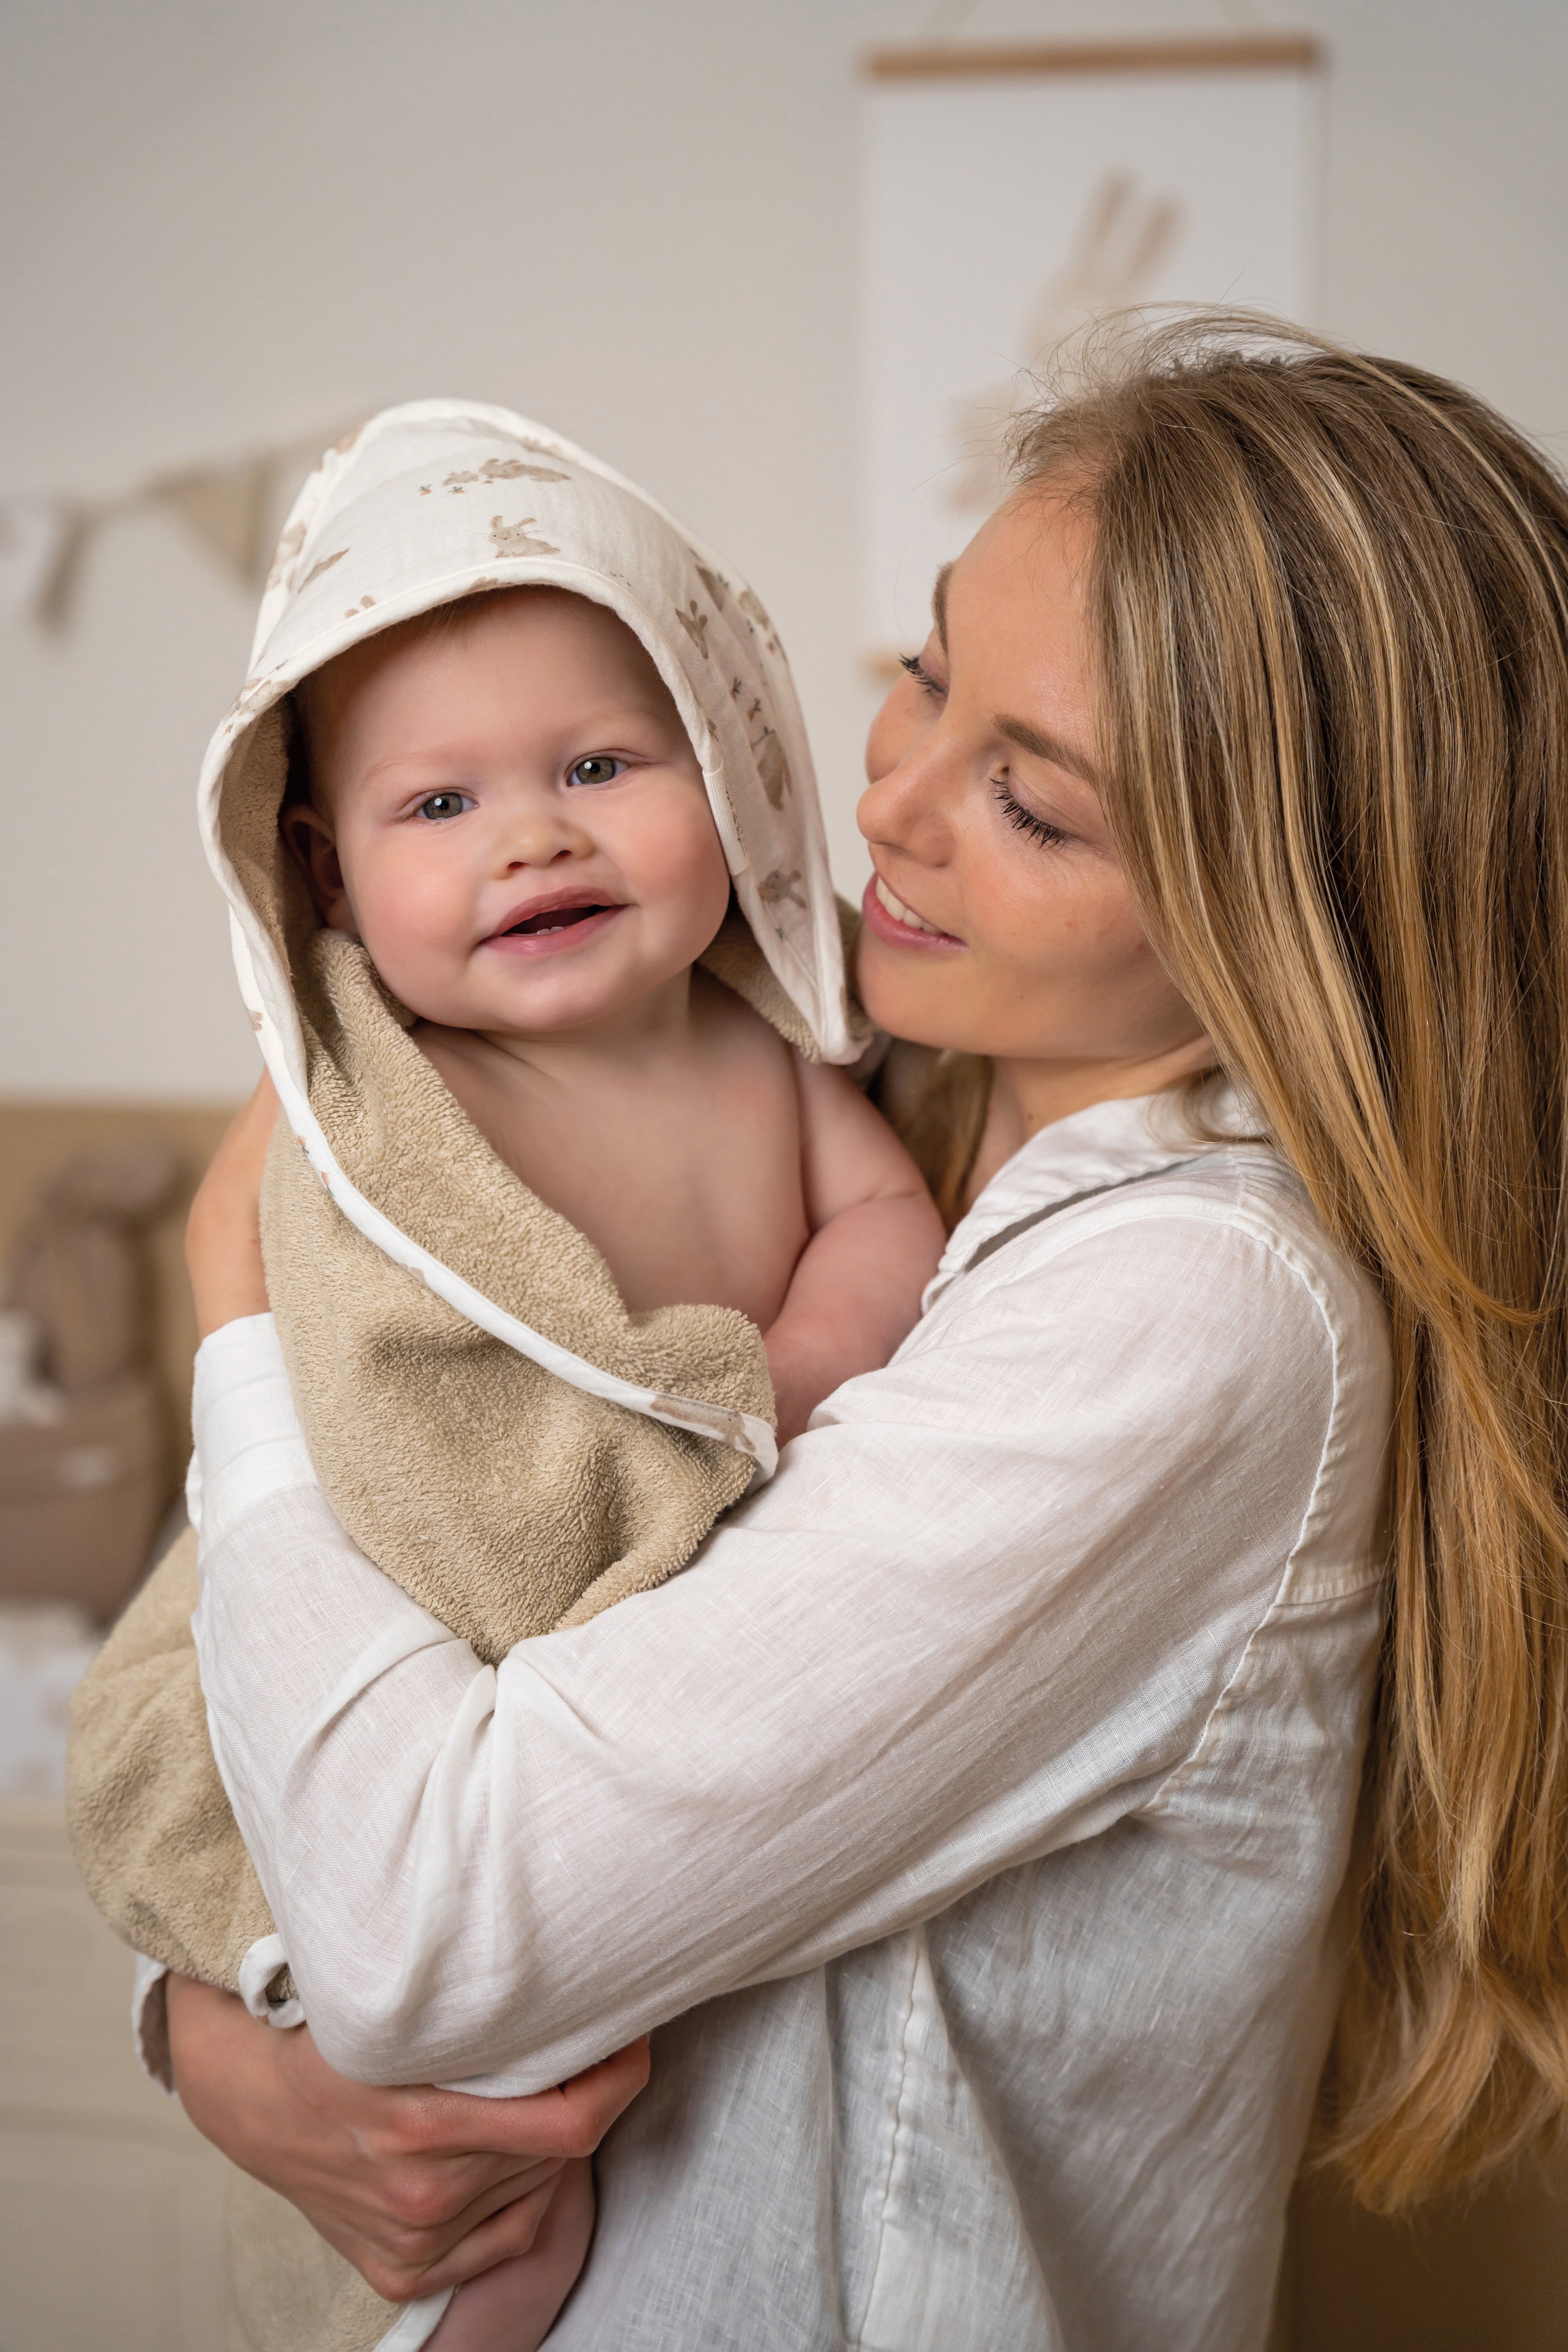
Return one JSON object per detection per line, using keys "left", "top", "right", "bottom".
{"left": 189, "top": 1161, "right": 1379, "bottom": 2092}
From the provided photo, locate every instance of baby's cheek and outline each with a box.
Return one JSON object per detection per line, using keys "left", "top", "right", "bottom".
{"left": 348, "top": 852, "right": 476, "bottom": 1021}
{"left": 626, "top": 798, "right": 731, "bottom": 944}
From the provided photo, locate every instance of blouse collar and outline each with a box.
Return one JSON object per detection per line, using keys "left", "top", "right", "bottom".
{"left": 927, "top": 1080, "right": 1254, "bottom": 1307}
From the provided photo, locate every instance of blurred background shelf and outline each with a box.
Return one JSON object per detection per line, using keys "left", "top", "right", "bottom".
{"left": 0, "top": 1100, "right": 238, "bottom": 1492}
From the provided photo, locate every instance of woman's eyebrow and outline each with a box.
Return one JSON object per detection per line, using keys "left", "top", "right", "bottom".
{"left": 995, "top": 713, "right": 1100, "bottom": 788}
{"left": 932, "top": 562, "right": 953, "bottom": 652}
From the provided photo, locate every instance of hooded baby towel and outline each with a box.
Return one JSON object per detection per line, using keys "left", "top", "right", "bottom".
{"left": 67, "top": 403, "right": 867, "bottom": 2352}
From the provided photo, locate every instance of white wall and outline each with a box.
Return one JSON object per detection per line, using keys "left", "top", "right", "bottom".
{"left": 3, "top": 0, "right": 1565, "bottom": 1099}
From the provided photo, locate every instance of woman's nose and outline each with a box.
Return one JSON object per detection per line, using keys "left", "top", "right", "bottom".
{"left": 858, "top": 730, "right": 955, "bottom": 869}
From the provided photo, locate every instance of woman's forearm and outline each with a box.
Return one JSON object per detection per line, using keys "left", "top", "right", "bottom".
{"left": 192, "top": 1218, "right": 1342, "bottom": 2091}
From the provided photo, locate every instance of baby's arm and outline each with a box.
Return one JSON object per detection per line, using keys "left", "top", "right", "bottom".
{"left": 425, "top": 2158, "right": 595, "bottom": 2352}
{"left": 765, "top": 1059, "right": 946, "bottom": 1445}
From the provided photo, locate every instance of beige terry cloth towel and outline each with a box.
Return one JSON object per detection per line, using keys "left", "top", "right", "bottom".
{"left": 67, "top": 401, "right": 870, "bottom": 2352}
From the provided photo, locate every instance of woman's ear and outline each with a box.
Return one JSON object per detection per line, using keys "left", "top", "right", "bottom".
{"left": 281, "top": 804, "right": 355, "bottom": 932}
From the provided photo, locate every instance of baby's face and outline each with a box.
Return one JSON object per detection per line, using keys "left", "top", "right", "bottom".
{"left": 287, "top": 590, "right": 731, "bottom": 1039}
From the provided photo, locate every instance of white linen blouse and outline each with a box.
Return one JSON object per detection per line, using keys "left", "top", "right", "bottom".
{"left": 183, "top": 1091, "right": 1392, "bottom": 2352}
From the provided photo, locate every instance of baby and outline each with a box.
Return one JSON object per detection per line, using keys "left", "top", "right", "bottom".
{"left": 284, "top": 584, "right": 935, "bottom": 1457}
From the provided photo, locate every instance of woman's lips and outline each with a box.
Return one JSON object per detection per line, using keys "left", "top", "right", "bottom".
{"left": 481, "top": 901, "right": 627, "bottom": 958}
{"left": 860, "top": 872, "right": 962, "bottom": 951}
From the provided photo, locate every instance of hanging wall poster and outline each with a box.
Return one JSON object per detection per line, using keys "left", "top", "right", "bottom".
{"left": 862, "top": 35, "right": 1323, "bottom": 661}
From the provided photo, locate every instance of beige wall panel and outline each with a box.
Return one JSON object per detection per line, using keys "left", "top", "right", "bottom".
{"left": 0, "top": 2127, "right": 229, "bottom": 2352}
{"left": 0, "top": 1799, "right": 231, "bottom": 2350}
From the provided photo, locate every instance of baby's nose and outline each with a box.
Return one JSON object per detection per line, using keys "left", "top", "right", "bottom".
{"left": 501, "top": 811, "right": 596, "bottom": 866}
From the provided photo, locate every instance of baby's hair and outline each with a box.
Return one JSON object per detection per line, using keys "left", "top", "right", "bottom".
{"left": 283, "top": 587, "right": 535, "bottom": 816}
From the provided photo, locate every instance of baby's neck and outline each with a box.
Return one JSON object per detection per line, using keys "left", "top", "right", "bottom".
{"left": 418, "top": 964, "right": 706, "bottom": 1092}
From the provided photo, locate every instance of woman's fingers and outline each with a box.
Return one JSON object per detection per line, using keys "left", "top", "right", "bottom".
{"left": 201, "top": 1072, "right": 279, "bottom": 1206}
{"left": 165, "top": 1980, "right": 649, "bottom": 2299}
{"left": 377, "top": 2039, "right": 654, "bottom": 2167}
{"left": 187, "top": 1072, "right": 277, "bottom": 1337}
{"left": 290, "top": 2041, "right": 649, "bottom": 2292}
{"left": 353, "top": 2175, "right": 563, "bottom": 2304}
{"left": 294, "top": 2034, "right": 653, "bottom": 2176}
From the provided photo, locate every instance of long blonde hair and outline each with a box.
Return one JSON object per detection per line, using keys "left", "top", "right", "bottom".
{"left": 999, "top": 316, "right": 1568, "bottom": 2211}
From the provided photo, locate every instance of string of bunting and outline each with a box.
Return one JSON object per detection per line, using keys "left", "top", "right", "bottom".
{"left": 0, "top": 420, "right": 361, "bottom": 630}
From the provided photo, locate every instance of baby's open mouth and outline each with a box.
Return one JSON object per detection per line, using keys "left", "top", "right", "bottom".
{"left": 503, "top": 903, "right": 617, "bottom": 936}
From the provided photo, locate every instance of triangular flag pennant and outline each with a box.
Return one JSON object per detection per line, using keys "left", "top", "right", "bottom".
{"left": 154, "top": 454, "right": 274, "bottom": 588}
{"left": 0, "top": 496, "right": 75, "bottom": 625}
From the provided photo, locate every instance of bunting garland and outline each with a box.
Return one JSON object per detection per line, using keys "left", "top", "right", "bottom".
{"left": 0, "top": 422, "right": 359, "bottom": 631}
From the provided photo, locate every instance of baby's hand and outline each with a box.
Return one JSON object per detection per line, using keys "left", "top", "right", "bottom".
{"left": 425, "top": 2156, "right": 595, "bottom": 2352}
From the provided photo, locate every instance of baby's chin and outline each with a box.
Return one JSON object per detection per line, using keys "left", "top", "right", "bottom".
{"left": 374, "top": 949, "right": 675, "bottom": 1045}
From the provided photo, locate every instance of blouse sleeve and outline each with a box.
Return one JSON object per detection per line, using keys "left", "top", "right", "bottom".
{"left": 192, "top": 1196, "right": 1370, "bottom": 2094}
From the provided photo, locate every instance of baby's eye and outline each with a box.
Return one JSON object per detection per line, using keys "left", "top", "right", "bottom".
{"left": 568, "top": 755, "right": 625, "bottom": 788}
{"left": 416, "top": 791, "right": 473, "bottom": 821}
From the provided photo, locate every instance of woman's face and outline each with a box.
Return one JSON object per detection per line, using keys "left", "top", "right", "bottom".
{"left": 856, "top": 485, "right": 1209, "bottom": 1089}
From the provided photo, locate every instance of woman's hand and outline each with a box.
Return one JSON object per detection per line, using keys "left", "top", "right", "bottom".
{"left": 166, "top": 1976, "right": 650, "bottom": 2303}
{"left": 187, "top": 1075, "right": 277, "bottom": 1339}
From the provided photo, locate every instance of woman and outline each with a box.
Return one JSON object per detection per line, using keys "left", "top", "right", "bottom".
{"left": 167, "top": 319, "right": 1568, "bottom": 2350}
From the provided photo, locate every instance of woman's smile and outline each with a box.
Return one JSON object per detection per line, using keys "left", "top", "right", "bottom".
{"left": 860, "top": 870, "right": 962, "bottom": 951}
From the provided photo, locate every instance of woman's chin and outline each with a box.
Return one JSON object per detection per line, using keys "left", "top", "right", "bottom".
{"left": 855, "top": 929, "right": 981, "bottom": 1053}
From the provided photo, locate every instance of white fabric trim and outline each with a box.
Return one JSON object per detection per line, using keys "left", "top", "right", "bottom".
{"left": 371, "top": 2289, "right": 454, "bottom": 2351}
{"left": 237, "top": 1931, "right": 306, "bottom": 2030}
{"left": 131, "top": 1951, "right": 174, "bottom": 2093}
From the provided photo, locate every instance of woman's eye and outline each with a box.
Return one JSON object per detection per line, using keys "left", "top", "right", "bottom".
{"left": 899, "top": 652, "right": 946, "bottom": 702}
{"left": 992, "top": 779, "right": 1067, "bottom": 849}
{"left": 416, "top": 791, "right": 473, "bottom": 821}
{"left": 568, "top": 755, "right": 625, "bottom": 788}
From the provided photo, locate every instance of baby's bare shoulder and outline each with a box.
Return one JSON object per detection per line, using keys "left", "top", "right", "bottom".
{"left": 692, "top": 969, "right": 801, "bottom": 1078}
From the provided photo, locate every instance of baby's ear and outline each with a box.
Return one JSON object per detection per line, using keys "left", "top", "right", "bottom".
{"left": 281, "top": 803, "right": 354, "bottom": 931}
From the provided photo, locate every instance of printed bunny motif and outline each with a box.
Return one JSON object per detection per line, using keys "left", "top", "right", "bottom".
{"left": 676, "top": 599, "right": 710, "bottom": 658}
{"left": 760, "top": 867, "right": 807, "bottom": 912}
{"left": 298, "top": 549, "right": 348, "bottom": 593}
{"left": 489, "top": 515, "right": 560, "bottom": 558}
{"left": 753, "top": 729, "right": 791, "bottom": 809}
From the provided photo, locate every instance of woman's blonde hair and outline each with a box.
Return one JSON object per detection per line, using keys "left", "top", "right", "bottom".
{"left": 996, "top": 314, "right": 1568, "bottom": 2210}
